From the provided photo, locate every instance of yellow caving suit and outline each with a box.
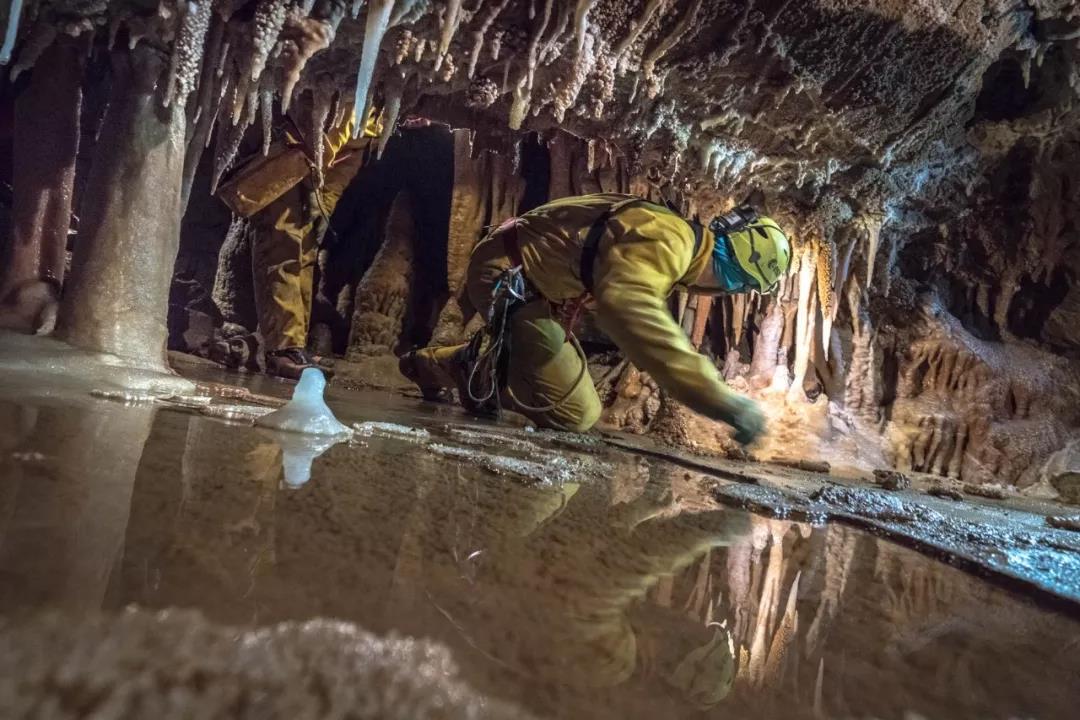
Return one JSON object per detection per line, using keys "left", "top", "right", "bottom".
{"left": 251, "top": 113, "right": 378, "bottom": 351}
{"left": 410, "top": 193, "right": 745, "bottom": 432}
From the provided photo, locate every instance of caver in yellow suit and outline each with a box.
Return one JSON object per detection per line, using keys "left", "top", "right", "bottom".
{"left": 401, "top": 193, "right": 791, "bottom": 442}
{"left": 218, "top": 110, "right": 381, "bottom": 379}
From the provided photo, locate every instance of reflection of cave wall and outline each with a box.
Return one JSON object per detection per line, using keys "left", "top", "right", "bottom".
{"left": 644, "top": 519, "right": 1080, "bottom": 719}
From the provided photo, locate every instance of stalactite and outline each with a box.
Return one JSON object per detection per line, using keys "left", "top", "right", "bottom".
{"left": 333, "top": 88, "right": 354, "bottom": 128}
{"left": 243, "top": 86, "right": 259, "bottom": 128}
{"left": 377, "top": 71, "right": 404, "bottom": 158}
{"left": 351, "top": 0, "right": 395, "bottom": 138}
{"left": 389, "top": 0, "right": 429, "bottom": 26}
{"left": 0, "top": 0, "right": 24, "bottom": 64}
{"left": 762, "top": 571, "right": 800, "bottom": 686}
{"left": 862, "top": 214, "right": 883, "bottom": 287}
{"left": 550, "top": 30, "right": 596, "bottom": 123}
{"left": 467, "top": 0, "right": 510, "bottom": 78}
{"left": 731, "top": 294, "right": 747, "bottom": 349}
{"left": 280, "top": 13, "right": 335, "bottom": 111}
{"left": 788, "top": 245, "right": 818, "bottom": 403}
{"left": 248, "top": 0, "right": 290, "bottom": 85}
{"left": 642, "top": 0, "right": 701, "bottom": 89}
{"left": 816, "top": 239, "right": 835, "bottom": 361}
{"left": 229, "top": 75, "right": 247, "bottom": 125}
{"left": 310, "top": 81, "right": 335, "bottom": 188}
{"left": 211, "top": 113, "right": 248, "bottom": 195}
{"left": 433, "top": 0, "right": 462, "bottom": 72}
{"left": 538, "top": 8, "right": 569, "bottom": 66}
{"left": 506, "top": 0, "right": 554, "bottom": 129}
{"left": 571, "top": 0, "right": 597, "bottom": 57}
{"left": 260, "top": 88, "right": 274, "bottom": 155}
{"left": 614, "top": 0, "right": 667, "bottom": 60}
{"left": 8, "top": 22, "right": 56, "bottom": 81}
{"left": 165, "top": 0, "right": 214, "bottom": 108}
{"left": 508, "top": 75, "right": 530, "bottom": 130}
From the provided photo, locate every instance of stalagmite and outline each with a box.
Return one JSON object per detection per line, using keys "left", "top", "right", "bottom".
{"left": 433, "top": 0, "right": 462, "bottom": 72}
{"left": 348, "top": 190, "right": 416, "bottom": 356}
{"left": 351, "top": 0, "right": 395, "bottom": 138}
{"left": 165, "top": 0, "right": 214, "bottom": 108}
{"left": 431, "top": 130, "right": 496, "bottom": 345}
{"left": 53, "top": 45, "right": 187, "bottom": 371}
{"left": 0, "top": 0, "right": 24, "bottom": 64}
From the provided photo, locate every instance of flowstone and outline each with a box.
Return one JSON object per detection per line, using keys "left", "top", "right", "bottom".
{"left": 0, "top": 331, "right": 196, "bottom": 395}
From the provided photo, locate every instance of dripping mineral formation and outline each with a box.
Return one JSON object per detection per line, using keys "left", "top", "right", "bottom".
{"left": 0, "top": 0, "right": 1079, "bottom": 498}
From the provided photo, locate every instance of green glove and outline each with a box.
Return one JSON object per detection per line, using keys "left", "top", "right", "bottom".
{"left": 728, "top": 395, "right": 766, "bottom": 446}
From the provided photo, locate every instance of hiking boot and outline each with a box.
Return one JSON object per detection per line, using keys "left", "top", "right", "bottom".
{"left": 399, "top": 347, "right": 499, "bottom": 418}
{"left": 399, "top": 350, "right": 451, "bottom": 402}
{"left": 266, "top": 347, "right": 335, "bottom": 381}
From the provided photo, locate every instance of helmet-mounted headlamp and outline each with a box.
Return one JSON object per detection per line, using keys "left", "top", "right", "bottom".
{"left": 709, "top": 205, "right": 760, "bottom": 236}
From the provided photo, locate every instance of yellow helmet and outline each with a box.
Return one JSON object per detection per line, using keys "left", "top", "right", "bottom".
{"left": 724, "top": 216, "right": 791, "bottom": 294}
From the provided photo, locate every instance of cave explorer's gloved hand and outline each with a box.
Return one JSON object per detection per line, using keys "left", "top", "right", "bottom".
{"left": 726, "top": 395, "right": 766, "bottom": 446}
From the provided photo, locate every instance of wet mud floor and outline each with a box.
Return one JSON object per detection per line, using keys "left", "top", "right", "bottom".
{"left": 1, "top": 361, "right": 1079, "bottom": 718}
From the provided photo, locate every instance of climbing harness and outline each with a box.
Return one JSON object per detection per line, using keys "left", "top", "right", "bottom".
{"left": 464, "top": 223, "right": 590, "bottom": 418}
{"left": 464, "top": 196, "right": 715, "bottom": 419}
{"left": 463, "top": 263, "right": 590, "bottom": 417}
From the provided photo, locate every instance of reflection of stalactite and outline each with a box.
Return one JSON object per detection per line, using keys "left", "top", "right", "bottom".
{"left": 805, "top": 526, "right": 858, "bottom": 654}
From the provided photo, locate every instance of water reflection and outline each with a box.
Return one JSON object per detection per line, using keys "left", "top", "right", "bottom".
{"left": 0, "top": 399, "right": 155, "bottom": 612}
{"left": 0, "top": 398, "right": 1078, "bottom": 719}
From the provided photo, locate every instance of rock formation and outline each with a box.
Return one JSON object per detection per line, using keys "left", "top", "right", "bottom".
{"left": 1, "top": 0, "right": 1079, "bottom": 488}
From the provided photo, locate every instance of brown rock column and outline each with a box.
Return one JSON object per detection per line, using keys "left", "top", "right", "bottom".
{"left": 346, "top": 190, "right": 416, "bottom": 358}
{"left": 0, "top": 37, "right": 84, "bottom": 330}
{"left": 54, "top": 44, "right": 185, "bottom": 370}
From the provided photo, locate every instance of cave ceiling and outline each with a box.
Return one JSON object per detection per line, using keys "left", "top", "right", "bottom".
{"left": 5, "top": 0, "right": 1080, "bottom": 226}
